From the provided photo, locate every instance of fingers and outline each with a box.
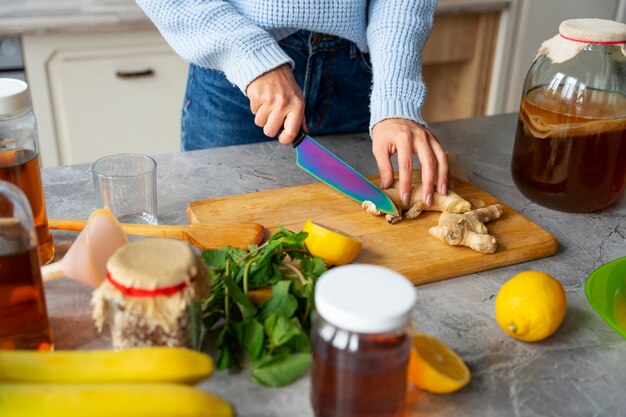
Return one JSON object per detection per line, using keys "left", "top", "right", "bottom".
{"left": 372, "top": 142, "right": 395, "bottom": 190}
{"left": 254, "top": 106, "right": 270, "bottom": 129}
{"left": 395, "top": 133, "right": 414, "bottom": 207}
{"left": 371, "top": 119, "right": 450, "bottom": 209}
{"left": 431, "top": 138, "right": 449, "bottom": 196}
{"left": 278, "top": 111, "right": 303, "bottom": 144}
{"left": 264, "top": 106, "right": 286, "bottom": 138}
{"left": 415, "top": 134, "right": 436, "bottom": 205}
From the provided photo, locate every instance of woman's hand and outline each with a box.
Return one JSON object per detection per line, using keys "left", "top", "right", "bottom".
{"left": 246, "top": 64, "right": 305, "bottom": 144}
{"left": 371, "top": 118, "right": 449, "bottom": 207}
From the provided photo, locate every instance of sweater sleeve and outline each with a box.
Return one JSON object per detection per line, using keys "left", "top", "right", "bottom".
{"left": 366, "top": 0, "right": 436, "bottom": 130}
{"left": 136, "top": 0, "right": 294, "bottom": 93}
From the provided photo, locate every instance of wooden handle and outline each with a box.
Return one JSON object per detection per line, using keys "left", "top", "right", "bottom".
{"left": 48, "top": 218, "right": 264, "bottom": 250}
{"left": 47, "top": 219, "right": 86, "bottom": 232}
{"left": 48, "top": 219, "right": 186, "bottom": 239}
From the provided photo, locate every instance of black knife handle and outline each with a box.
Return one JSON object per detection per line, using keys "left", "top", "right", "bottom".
{"left": 292, "top": 130, "right": 307, "bottom": 148}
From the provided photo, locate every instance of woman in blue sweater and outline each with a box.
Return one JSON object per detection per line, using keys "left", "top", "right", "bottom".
{"left": 137, "top": 0, "right": 448, "bottom": 207}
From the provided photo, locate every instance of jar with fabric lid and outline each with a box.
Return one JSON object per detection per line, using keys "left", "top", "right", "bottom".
{"left": 0, "top": 78, "right": 54, "bottom": 263}
{"left": 511, "top": 19, "right": 626, "bottom": 212}
{"left": 91, "top": 238, "right": 210, "bottom": 350}
{"left": 311, "top": 264, "right": 416, "bottom": 417}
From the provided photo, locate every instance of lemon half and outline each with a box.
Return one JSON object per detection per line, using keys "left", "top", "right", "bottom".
{"left": 302, "top": 220, "right": 362, "bottom": 266}
{"left": 407, "top": 332, "right": 471, "bottom": 394}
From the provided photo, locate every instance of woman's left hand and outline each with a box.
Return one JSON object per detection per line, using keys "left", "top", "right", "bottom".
{"left": 371, "top": 118, "right": 449, "bottom": 208}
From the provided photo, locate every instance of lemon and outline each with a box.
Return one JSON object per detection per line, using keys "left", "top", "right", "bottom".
{"left": 302, "top": 220, "right": 362, "bottom": 266}
{"left": 495, "top": 270, "right": 567, "bottom": 342}
{"left": 407, "top": 333, "right": 471, "bottom": 394}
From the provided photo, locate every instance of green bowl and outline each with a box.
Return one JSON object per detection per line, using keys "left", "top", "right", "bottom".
{"left": 585, "top": 256, "right": 626, "bottom": 339}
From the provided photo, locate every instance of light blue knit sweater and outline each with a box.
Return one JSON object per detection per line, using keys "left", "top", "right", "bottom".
{"left": 136, "top": 0, "right": 436, "bottom": 129}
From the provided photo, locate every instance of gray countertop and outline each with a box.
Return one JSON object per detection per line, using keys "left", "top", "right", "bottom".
{"left": 0, "top": 0, "right": 510, "bottom": 36}
{"left": 41, "top": 113, "right": 626, "bottom": 417}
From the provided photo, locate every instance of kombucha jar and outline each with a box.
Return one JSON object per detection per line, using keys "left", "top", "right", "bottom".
{"left": 0, "top": 78, "right": 54, "bottom": 263}
{"left": 311, "top": 264, "right": 416, "bottom": 417}
{"left": 0, "top": 180, "right": 53, "bottom": 350}
{"left": 511, "top": 19, "right": 626, "bottom": 212}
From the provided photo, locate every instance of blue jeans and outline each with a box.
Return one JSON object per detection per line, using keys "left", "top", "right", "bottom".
{"left": 181, "top": 30, "right": 373, "bottom": 150}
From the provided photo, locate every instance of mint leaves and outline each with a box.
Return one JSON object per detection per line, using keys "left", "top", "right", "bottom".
{"left": 201, "top": 226, "right": 326, "bottom": 387}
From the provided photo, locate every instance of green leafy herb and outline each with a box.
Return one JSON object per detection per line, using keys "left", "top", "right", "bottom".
{"left": 201, "top": 226, "right": 326, "bottom": 387}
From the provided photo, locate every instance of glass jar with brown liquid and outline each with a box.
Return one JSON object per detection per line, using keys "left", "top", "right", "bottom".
{"left": 0, "top": 78, "right": 54, "bottom": 263}
{"left": 311, "top": 264, "right": 416, "bottom": 417}
{"left": 0, "top": 180, "right": 53, "bottom": 350}
{"left": 511, "top": 19, "right": 626, "bottom": 212}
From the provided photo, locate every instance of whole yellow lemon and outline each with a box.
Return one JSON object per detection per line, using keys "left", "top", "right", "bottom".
{"left": 495, "top": 270, "right": 567, "bottom": 342}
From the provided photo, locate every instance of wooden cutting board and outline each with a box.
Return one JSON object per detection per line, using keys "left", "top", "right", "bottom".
{"left": 187, "top": 172, "right": 558, "bottom": 285}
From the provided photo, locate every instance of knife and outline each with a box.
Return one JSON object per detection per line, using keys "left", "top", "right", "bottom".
{"left": 293, "top": 131, "right": 399, "bottom": 216}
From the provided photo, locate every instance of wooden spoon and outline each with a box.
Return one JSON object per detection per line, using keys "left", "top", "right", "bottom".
{"left": 48, "top": 218, "right": 264, "bottom": 250}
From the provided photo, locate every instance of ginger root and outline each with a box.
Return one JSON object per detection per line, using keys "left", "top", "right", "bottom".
{"left": 362, "top": 182, "right": 471, "bottom": 223}
{"left": 428, "top": 204, "right": 504, "bottom": 253}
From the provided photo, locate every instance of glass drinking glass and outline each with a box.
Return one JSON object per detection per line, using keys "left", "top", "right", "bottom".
{"left": 91, "top": 153, "right": 158, "bottom": 225}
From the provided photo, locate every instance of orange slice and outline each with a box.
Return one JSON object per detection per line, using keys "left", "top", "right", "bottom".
{"left": 407, "top": 333, "right": 471, "bottom": 394}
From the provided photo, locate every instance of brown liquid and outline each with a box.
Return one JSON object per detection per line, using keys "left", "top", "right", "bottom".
{"left": 0, "top": 245, "right": 52, "bottom": 350}
{"left": 511, "top": 86, "right": 626, "bottom": 212}
{"left": 311, "top": 330, "right": 409, "bottom": 417}
{"left": 0, "top": 149, "right": 54, "bottom": 263}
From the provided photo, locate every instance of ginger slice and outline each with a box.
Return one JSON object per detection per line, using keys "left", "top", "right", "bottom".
{"left": 362, "top": 182, "right": 471, "bottom": 224}
{"left": 428, "top": 204, "right": 504, "bottom": 253}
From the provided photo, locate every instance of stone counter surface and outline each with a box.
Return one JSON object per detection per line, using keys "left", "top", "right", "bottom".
{"left": 42, "top": 113, "right": 626, "bottom": 417}
{"left": 0, "top": 0, "right": 510, "bottom": 35}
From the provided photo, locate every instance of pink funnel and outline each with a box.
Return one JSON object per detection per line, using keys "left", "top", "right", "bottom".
{"left": 41, "top": 209, "right": 127, "bottom": 288}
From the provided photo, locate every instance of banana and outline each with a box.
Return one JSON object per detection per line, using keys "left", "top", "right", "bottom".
{"left": 0, "top": 347, "right": 213, "bottom": 384}
{"left": 0, "top": 383, "right": 233, "bottom": 417}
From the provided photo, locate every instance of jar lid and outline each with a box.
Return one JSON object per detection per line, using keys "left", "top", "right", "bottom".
{"left": 538, "top": 19, "right": 626, "bottom": 63}
{"left": 0, "top": 78, "right": 31, "bottom": 116}
{"left": 314, "top": 264, "right": 416, "bottom": 334}
{"left": 106, "top": 238, "right": 199, "bottom": 295}
{"left": 559, "top": 19, "right": 626, "bottom": 44}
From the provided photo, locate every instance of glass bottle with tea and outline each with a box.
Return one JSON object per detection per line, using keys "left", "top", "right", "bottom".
{"left": 311, "top": 264, "right": 416, "bottom": 417}
{"left": 0, "top": 78, "right": 54, "bottom": 264}
{"left": 511, "top": 19, "right": 626, "bottom": 212}
{"left": 0, "top": 180, "right": 53, "bottom": 350}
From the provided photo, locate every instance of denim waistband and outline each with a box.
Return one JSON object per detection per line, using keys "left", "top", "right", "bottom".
{"left": 279, "top": 30, "right": 354, "bottom": 53}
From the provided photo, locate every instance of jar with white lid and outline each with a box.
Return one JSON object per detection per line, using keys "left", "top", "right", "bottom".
{"left": 311, "top": 264, "right": 416, "bottom": 417}
{"left": 0, "top": 78, "right": 54, "bottom": 264}
{"left": 91, "top": 238, "right": 211, "bottom": 350}
{"left": 511, "top": 19, "right": 626, "bottom": 212}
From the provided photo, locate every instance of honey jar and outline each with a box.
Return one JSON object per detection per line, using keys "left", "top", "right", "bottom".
{"left": 311, "top": 264, "right": 416, "bottom": 417}
{"left": 511, "top": 19, "right": 626, "bottom": 212}
{"left": 91, "top": 238, "right": 210, "bottom": 350}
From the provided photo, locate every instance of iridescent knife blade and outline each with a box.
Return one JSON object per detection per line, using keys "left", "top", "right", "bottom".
{"left": 293, "top": 132, "right": 398, "bottom": 216}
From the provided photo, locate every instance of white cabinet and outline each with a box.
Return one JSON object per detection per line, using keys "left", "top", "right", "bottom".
{"left": 22, "top": 30, "right": 188, "bottom": 167}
